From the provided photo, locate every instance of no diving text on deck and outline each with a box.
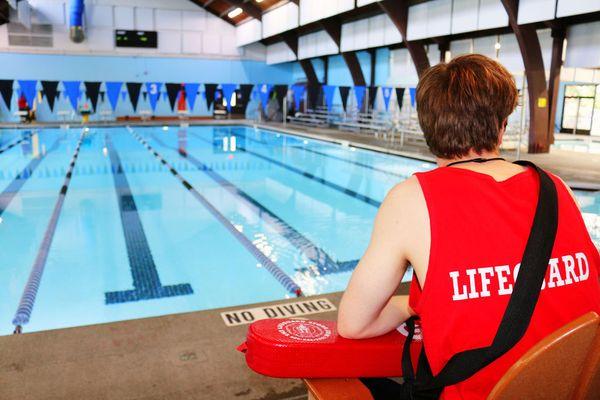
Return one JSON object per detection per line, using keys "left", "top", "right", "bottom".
{"left": 221, "top": 298, "right": 336, "bottom": 327}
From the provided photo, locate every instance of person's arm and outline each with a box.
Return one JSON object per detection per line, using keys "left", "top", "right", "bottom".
{"left": 337, "top": 177, "right": 421, "bottom": 339}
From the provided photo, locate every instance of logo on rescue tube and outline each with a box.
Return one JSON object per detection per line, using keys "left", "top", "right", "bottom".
{"left": 277, "top": 320, "right": 332, "bottom": 342}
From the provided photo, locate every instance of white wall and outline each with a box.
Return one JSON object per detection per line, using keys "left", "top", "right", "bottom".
{"left": 236, "top": 19, "right": 262, "bottom": 47}
{"left": 340, "top": 13, "right": 401, "bottom": 52}
{"left": 298, "top": 30, "right": 338, "bottom": 59}
{"left": 300, "top": 0, "right": 354, "bottom": 26}
{"left": 477, "top": 0, "right": 508, "bottom": 30}
{"left": 266, "top": 41, "right": 296, "bottom": 65}
{"left": 356, "top": 0, "right": 380, "bottom": 6}
{"left": 565, "top": 21, "right": 600, "bottom": 69}
{"left": 389, "top": 48, "right": 419, "bottom": 86}
{"left": 408, "top": 0, "right": 507, "bottom": 40}
{"left": 407, "top": 0, "right": 452, "bottom": 40}
{"left": 518, "top": 0, "right": 557, "bottom": 24}
{"left": 6, "top": 0, "right": 252, "bottom": 60}
{"left": 448, "top": 29, "right": 554, "bottom": 73}
{"left": 452, "top": 0, "right": 479, "bottom": 34}
{"left": 262, "top": 2, "right": 299, "bottom": 39}
{"left": 556, "top": 0, "right": 600, "bottom": 18}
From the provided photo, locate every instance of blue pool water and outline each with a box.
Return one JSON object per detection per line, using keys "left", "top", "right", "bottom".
{"left": 0, "top": 125, "right": 598, "bottom": 335}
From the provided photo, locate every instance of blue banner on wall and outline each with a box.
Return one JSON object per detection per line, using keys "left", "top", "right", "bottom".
{"left": 105, "top": 82, "right": 123, "bottom": 112}
{"left": 221, "top": 83, "right": 237, "bottom": 112}
{"left": 381, "top": 87, "right": 393, "bottom": 111}
{"left": 291, "top": 84, "right": 305, "bottom": 110}
{"left": 184, "top": 83, "right": 200, "bottom": 111}
{"left": 145, "top": 82, "right": 162, "bottom": 112}
{"left": 258, "top": 84, "right": 273, "bottom": 111}
{"left": 17, "top": 80, "right": 37, "bottom": 109}
{"left": 354, "top": 86, "right": 366, "bottom": 110}
{"left": 409, "top": 87, "right": 417, "bottom": 108}
{"left": 63, "top": 81, "right": 82, "bottom": 110}
{"left": 322, "top": 85, "right": 336, "bottom": 111}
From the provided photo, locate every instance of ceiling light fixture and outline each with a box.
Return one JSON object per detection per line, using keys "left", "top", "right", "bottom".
{"left": 228, "top": 7, "right": 243, "bottom": 18}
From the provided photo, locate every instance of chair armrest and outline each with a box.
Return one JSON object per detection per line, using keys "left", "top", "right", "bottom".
{"left": 303, "top": 378, "right": 373, "bottom": 400}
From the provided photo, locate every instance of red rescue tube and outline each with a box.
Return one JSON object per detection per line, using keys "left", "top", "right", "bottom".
{"left": 238, "top": 318, "right": 422, "bottom": 378}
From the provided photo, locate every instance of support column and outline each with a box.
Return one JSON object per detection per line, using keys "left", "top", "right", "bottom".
{"left": 369, "top": 48, "right": 377, "bottom": 85}
{"left": 438, "top": 41, "right": 450, "bottom": 64}
{"left": 321, "top": 19, "right": 367, "bottom": 86}
{"left": 547, "top": 28, "right": 566, "bottom": 145}
{"left": 378, "top": 0, "right": 430, "bottom": 77}
{"left": 282, "top": 32, "right": 320, "bottom": 86}
{"left": 502, "top": 0, "right": 551, "bottom": 153}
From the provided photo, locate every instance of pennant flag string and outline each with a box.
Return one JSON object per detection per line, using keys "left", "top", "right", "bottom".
{"left": 291, "top": 84, "right": 306, "bottom": 111}
{"left": 63, "top": 81, "right": 82, "bottom": 111}
{"left": 17, "top": 80, "right": 38, "bottom": 109}
{"left": 105, "top": 82, "right": 123, "bottom": 112}
{"left": 381, "top": 87, "right": 393, "bottom": 111}
{"left": 221, "top": 83, "right": 237, "bottom": 112}
{"left": 145, "top": 82, "right": 162, "bottom": 112}
{"left": 184, "top": 83, "right": 200, "bottom": 111}
{"left": 322, "top": 85, "right": 336, "bottom": 111}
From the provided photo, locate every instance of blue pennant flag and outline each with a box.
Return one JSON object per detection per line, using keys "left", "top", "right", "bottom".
{"left": 382, "top": 87, "right": 393, "bottom": 111}
{"left": 17, "top": 80, "right": 37, "bottom": 109}
{"left": 291, "top": 84, "right": 305, "bottom": 110}
{"left": 221, "top": 83, "right": 237, "bottom": 112}
{"left": 354, "top": 86, "right": 366, "bottom": 109}
{"left": 258, "top": 84, "right": 273, "bottom": 111}
{"left": 105, "top": 82, "right": 123, "bottom": 111}
{"left": 121, "top": 91, "right": 127, "bottom": 101}
{"left": 409, "top": 87, "right": 417, "bottom": 108}
{"left": 322, "top": 85, "right": 336, "bottom": 111}
{"left": 184, "top": 83, "right": 200, "bottom": 110}
{"left": 63, "top": 81, "right": 82, "bottom": 110}
{"left": 145, "top": 82, "right": 162, "bottom": 112}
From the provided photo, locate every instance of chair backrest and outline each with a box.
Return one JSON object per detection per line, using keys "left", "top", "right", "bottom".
{"left": 488, "top": 312, "right": 600, "bottom": 400}
{"left": 573, "top": 320, "right": 600, "bottom": 400}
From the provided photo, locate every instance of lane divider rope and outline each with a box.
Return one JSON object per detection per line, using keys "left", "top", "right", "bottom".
{"left": 0, "top": 132, "right": 31, "bottom": 155}
{"left": 12, "top": 131, "right": 86, "bottom": 334}
{"left": 150, "top": 133, "right": 355, "bottom": 277}
{"left": 189, "top": 131, "right": 381, "bottom": 208}
{"left": 128, "top": 128, "right": 302, "bottom": 297}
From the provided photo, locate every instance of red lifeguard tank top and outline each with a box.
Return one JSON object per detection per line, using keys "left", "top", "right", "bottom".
{"left": 410, "top": 166, "right": 600, "bottom": 399}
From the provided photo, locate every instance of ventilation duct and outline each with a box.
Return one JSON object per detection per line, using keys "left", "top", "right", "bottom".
{"left": 69, "top": 0, "right": 84, "bottom": 43}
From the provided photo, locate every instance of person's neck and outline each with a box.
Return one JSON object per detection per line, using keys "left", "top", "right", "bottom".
{"left": 437, "top": 150, "right": 502, "bottom": 168}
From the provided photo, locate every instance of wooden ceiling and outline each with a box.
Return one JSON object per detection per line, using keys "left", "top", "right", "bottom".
{"left": 190, "top": 0, "right": 293, "bottom": 26}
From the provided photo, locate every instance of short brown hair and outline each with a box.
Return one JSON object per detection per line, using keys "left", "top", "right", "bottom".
{"left": 416, "top": 54, "right": 518, "bottom": 159}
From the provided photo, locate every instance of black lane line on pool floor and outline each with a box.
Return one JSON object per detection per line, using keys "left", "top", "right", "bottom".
{"left": 0, "top": 132, "right": 30, "bottom": 155}
{"left": 12, "top": 131, "right": 85, "bottom": 333}
{"left": 150, "top": 134, "right": 359, "bottom": 276}
{"left": 104, "top": 134, "right": 193, "bottom": 305}
{"left": 190, "top": 131, "right": 382, "bottom": 208}
{"left": 0, "top": 135, "right": 64, "bottom": 217}
{"left": 128, "top": 128, "right": 302, "bottom": 296}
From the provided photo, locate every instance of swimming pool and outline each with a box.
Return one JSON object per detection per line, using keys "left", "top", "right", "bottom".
{"left": 0, "top": 125, "right": 598, "bottom": 335}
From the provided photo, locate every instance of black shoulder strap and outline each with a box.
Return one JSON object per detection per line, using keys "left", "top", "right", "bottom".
{"left": 403, "top": 161, "right": 559, "bottom": 395}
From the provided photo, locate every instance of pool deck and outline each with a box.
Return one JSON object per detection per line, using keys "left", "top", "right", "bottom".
{"left": 1, "top": 288, "right": 416, "bottom": 400}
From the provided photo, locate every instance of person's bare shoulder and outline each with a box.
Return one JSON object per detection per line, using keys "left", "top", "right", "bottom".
{"left": 373, "top": 176, "right": 428, "bottom": 247}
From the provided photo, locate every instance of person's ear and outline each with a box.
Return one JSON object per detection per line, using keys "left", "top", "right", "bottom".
{"left": 498, "top": 119, "right": 508, "bottom": 146}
